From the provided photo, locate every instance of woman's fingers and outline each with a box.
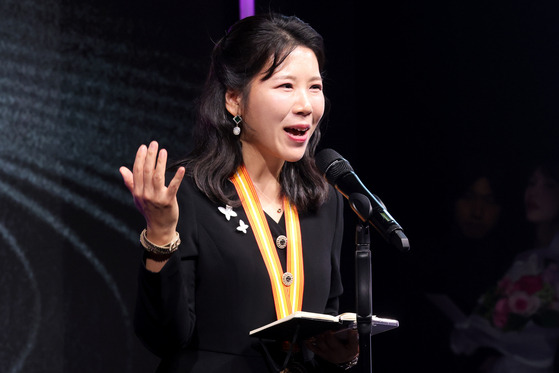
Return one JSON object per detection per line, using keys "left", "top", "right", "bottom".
{"left": 167, "top": 166, "right": 186, "bottom": 196}
{"left": 122, "top": 141, "right": 184, "bottom": 215}
{"left": 132, "top": 144, "right": 147, "bottom": 197}
{"left": 119, "top": 166, "right": 134, "bottom": 193}
{"left": 142, "top": 141, "right": 159, "bottom": 196}
{"left": 154, "top": 147, "right": 168, "bottom": 190}
{"left": 305, "top": 329, "right": 359, "bottom": 364}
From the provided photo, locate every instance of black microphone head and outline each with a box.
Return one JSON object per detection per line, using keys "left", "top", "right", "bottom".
{"left": 315, "top": 148, "right": 354, "bottom": 184}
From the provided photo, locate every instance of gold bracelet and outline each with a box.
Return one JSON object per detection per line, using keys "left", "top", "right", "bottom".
{"left": 139, "top": 229, "right": 181, "bottom": 255}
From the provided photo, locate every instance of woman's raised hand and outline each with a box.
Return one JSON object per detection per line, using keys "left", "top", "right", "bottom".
{"left": 119, "top": 141, "right": 185, "bottom": 245}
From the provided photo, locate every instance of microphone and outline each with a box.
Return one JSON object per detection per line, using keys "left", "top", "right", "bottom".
{"left": 315, "top": 148, "right": 410, "bottom": 252}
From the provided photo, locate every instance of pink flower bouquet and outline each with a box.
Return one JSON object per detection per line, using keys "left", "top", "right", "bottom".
{"left": 476, "top": 254, "right": 559, "bottom": 332}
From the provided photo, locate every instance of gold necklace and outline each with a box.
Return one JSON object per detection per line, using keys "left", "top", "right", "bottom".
{"left": 254, "top": 183, "right": 283, "bottom": 214}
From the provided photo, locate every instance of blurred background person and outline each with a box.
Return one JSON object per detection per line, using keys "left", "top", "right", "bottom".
{"left": 451, "top": 155, "right": 559, "bottom": 372}
{"left": 425, "top": 160, "right": 517, "bottom": 314}
{"left": 401, "top": 159, "right": 521, "bottom": 373}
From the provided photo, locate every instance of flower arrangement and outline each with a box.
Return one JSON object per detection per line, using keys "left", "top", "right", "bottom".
{"left": 475, "top": 254, "right": 559, "bottom": 332}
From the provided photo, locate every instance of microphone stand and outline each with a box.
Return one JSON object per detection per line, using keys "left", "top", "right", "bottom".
{"left": 349, "top": 193, "right": 374, "bottom": 373}
{"left": 356, "top": 222, "right": 373, "bottom": 373}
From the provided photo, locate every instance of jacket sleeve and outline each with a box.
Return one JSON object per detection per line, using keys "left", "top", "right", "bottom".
{"left": 133, "top": 181, "right": 199, "bottom": 357}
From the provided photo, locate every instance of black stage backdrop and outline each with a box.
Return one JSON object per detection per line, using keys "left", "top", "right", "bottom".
{"left": 1, "top": 0, "right": 558, "bottom": 372}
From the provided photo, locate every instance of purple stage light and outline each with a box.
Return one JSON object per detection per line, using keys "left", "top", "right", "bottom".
{"left": 239, "top": 0, "right": 254, "bottom": 19}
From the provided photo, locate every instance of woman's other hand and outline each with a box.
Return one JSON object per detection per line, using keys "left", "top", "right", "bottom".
{"left": 305, "top": 328, "right": 359, "bottom": 366}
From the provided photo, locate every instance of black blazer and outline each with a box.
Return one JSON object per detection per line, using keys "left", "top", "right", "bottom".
{"left": 134, "top": 177, "right": 345, "bottom": 372}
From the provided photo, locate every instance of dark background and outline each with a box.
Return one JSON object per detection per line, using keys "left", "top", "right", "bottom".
{"left": 1, "top": 0, "right": 558, "bottom": 372}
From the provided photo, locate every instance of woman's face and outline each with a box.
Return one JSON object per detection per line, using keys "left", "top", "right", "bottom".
{"left": 525, "top": 167, "right": 559, "bottom": 224}
{"left": 227, "top": 46, "right": 325, "bottom": 165}
{"left": 454, "top": 177, "right": 501, "bottom": 239}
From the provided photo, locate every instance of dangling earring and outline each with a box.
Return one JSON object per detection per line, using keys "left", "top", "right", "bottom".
{"left": 232, "top": 115, "right": 242, "bottom": 136}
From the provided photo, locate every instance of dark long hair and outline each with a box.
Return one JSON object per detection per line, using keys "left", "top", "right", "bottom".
{"left": 176, "top": 13, "right": 329, "bottom": 212}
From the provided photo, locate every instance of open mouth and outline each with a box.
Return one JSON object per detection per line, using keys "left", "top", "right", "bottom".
{"left": 284, "top": 127, "right": 309, "bottom": 136}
